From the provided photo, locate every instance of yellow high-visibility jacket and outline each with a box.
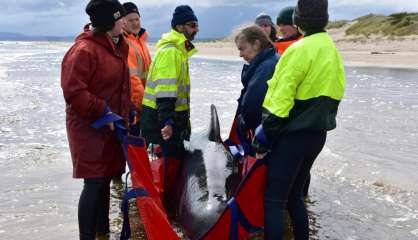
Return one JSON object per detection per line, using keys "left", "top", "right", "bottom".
{"left": 141, "top": 29, "right": 197, "bottom": 143}
{"left": 261, "top": 32, "right": 346, "bottom": 141}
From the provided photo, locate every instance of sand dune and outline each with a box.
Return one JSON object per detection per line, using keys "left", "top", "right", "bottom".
{"left": 191, "top": 36, "right": 418, "bottom": 69}
{"left": 149, "top": 26, "right": 418, "bottom": 69}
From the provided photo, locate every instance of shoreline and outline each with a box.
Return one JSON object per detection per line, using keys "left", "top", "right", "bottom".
{"left": 195, "top": 41, "right": 418, "bottom": 70}
{"left": 3, "top": 37, "right": 417, "bottom": 70}
{"left": 149, "top": 39, "right": 418, "bottom": 70}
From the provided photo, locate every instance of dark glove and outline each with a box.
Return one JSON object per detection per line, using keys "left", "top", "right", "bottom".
{"left": 129, "top": 110, "right": 137, "bottom": 125}
{"left": 252, "top": 125, "right": 270, "bottom": 154}
{"left": 236, "top": 114, "right": 247, "bottom": 139}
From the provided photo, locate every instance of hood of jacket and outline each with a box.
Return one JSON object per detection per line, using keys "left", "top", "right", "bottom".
{"left": 75, "top": 24, "right": 129, "bottom": 58}
{"left": 156, "top": 29, "right": 197, "bottom": 58}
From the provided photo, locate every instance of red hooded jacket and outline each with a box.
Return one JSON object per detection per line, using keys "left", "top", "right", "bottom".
{"left": 61, "top": 25, "right": 131, "bottom": 178}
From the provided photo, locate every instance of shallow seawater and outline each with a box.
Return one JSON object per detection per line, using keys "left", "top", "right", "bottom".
{"left": 0, "top": 41, "right": 417, "bottom": 239}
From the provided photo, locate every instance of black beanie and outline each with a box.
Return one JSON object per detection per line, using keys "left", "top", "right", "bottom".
{"left": 255, "top": 13, "right": 278, "bottom": 41}
{"left": 255, "top": 13, "right": 274, "bottom": 27}
{"left": 123, "top": 2, "right": 140, "bottom": 16}
{"left": 293, "top": 0, "right": 329, "bottom": 32}
{"left": 86, "top": 0, "right": 126, "bottom": 32}
{"left": 276, "top": 6, "right": 295, "bottom": 26}
{"left": 171, "top": 5, "right": 198, "bottom": 28}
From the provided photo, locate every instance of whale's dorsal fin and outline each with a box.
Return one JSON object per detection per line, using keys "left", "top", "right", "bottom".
{"left": 208, "top": 104, "right": 222, "bottom": 143}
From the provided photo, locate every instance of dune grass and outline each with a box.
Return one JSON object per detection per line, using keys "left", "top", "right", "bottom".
{"left": 346, "top": 12, "right": 418, "bottom": 37}
{"left": 327, "top": 20, "right": 349, "bottom": 29}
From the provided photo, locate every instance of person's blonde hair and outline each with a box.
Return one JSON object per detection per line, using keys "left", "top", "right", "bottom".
{"left": 235, "top": 25, "right": 274, "bottom": 51}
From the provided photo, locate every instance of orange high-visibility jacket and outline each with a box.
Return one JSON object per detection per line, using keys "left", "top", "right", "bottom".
{"left": 275, "top": 35, "right": 303, "bottom": 55}
{"left": 125, "top": 30, "right": 152, "bottom": 116}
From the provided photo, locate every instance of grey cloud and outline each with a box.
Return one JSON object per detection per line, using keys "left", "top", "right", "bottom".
{"left": 1, "top": 0, "right": 418, "bottom": 37}
{"left": 0, "top": 0, "right": 83, "bottom": 13}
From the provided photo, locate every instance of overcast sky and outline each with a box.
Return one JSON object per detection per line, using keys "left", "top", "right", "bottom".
{"left": 0, "top": 0, "right": 417, "bottom": 39}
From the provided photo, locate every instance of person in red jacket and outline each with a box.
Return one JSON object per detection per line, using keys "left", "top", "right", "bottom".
{"left": 61, "top": 0, "right": 131, "bottom": 239}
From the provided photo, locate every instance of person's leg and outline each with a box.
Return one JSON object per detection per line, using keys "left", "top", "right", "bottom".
{"left": 264, "top": 134, "right": 306, "bottom": 240}
{"left": 78, "top": 178, "right": 111, "bottom": 240}
{"left": 287, "top": 131, "right": 326, "bottom": 240}
{"left": 96, "top": 178, "right": 112, "bottom": 236}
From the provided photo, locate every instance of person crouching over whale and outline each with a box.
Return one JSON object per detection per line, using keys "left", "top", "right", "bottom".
{"left": 140, "top": 5, "right": 199, "bottom": 212}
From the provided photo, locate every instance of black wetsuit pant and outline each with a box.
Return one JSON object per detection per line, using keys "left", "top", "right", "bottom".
{"left": 264, "top": 131, "right": 326, "bottom": 240}
{"left": 78, "top": 177, "right": 112, "bottom": 240}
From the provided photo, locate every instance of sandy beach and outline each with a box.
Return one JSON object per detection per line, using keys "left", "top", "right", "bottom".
{"left": 149, "top": 30, "right": 418, "bottom": 69}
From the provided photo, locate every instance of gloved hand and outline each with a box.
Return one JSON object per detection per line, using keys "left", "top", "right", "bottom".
{"left": 129, "top": 111, "right": 137, "bottom": 125}
{"left": 252, "top": 125, "right": 270, "bottom": 159}
{"left": 236, "top": 114, "right": 246, "bottom": 138}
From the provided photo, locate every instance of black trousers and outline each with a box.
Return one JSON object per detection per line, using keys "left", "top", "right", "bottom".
{"left": 78, "top": 177, "right": 112, "bottom": 240}
{"left": 264, "top": 131, "right": 326, "bottom": 240}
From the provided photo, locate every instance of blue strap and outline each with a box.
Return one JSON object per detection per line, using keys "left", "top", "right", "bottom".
{"left": 224, "top": 139, "right": 245, "bottom": 161}
{"left": 120, "top": 135, "right": 146, "bottom": 147}
{"left": 120, "top": 188, "right": 149, "bottom": 240}
{"left": 236, "top": 118, "right": 253, "bottom": 156}
{"left": 228, "top": 198, "right": 239, "bottom": 240}
{"left": 120, "top": 135, "right": 146, "bottom": 178}
{"left": 91, "top": 111, "right": 128, "bottom": 142}
{"left": 129, "top": 111, "right": 137, "bottom": 125}
{"left": 91, "top": 112, "right": 124, "bottom": 129}
{"left": 228, "top": 198, "right": 263, "bottom": 240}
{"left": 229, "top": 145, "right": 244, "bottom": 159}
{"left": 255, "top": 125, "right": 268, "bottom": 146}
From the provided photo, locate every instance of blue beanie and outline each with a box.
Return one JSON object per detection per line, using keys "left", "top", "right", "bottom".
{"left": 171, "top": 5, "right": 198, "bottom": 28}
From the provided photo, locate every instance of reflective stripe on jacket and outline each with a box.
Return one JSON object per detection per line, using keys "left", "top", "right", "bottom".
{"left": 263, "top": 32, "right": 346, "bottom": 134}
{"left": 140, "top": 29, "right": 197, "bottom": 144}
{"left": 143, "top": 29, "right": 197, "bottom": 112}
{"left": 125, "top": 30, "right": 152, "bottom": 113}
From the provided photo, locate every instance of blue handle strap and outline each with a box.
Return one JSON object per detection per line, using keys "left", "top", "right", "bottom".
{"left": 92, "top": 112, "right": 149, "bottom": 239}
{"left": 224, "top": 139, "right": 244, "bottom": 161}
{"left": 236, "top": 129, "right": 253, "bottom": 157}
{"left": 91, "top": 112, "right": 124, "bottom": 129}
{"left": 255, "top": 125, "right": 268, "bottom": 147}
{"left": 225, "top": 121, "right": 252, "bottom": 157}
{"left": 120, "top": 188, "right": 149, "bottom": 240}
{"left": 229, "top": 144, "right": 245, "bottom": 160}
{"left": 228, "top": 198, "right": 263, "bottom": 240}
{"left": 228, "top": 198, "right": 239, "bottom": 240}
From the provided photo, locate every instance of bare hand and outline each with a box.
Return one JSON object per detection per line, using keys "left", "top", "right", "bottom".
{"left": 161, "top": 125, "right": 173, "bottom": 140}
{"left": 107, "top": 122, "right": 115, "bottom": 131}
{"left": 256, "top": 152, "right": 268, "bottom": 159}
